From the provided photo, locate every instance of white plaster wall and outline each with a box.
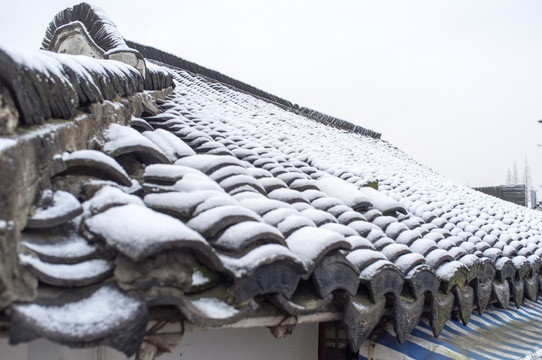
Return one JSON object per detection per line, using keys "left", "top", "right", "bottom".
{"left": 0, "top": 338, "right": 126, "bottom": 360}
{"left": 161, "top": 323, "right": 318, "bottom": 360}
{"left": 0, "top": 323, "right": 318, "bottom": 360}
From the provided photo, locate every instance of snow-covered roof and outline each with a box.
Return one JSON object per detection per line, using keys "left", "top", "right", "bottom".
{"left": 2, "top": 2, "right": 542, "bottom": 358}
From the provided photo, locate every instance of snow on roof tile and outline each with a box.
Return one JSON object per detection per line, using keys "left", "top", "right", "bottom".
{"left": 85, "top": 203, "right": 216, "bottom": 263}
{"left": 6, "top": 4, "right": 542, "bottom": 356}
{"left": 59, "top": 150, "right": 132, "bottom": 186}
{"left": 10, "top": 284, "right": 148, "bottom": 356}
{"left": 103, "top": 123, "right": 170, "bottom": 164}
{"left": 25, "top": 190, "right": 82, "bottom": 229}
{"left": 19, "top": 254, "right": 113, "bottom": 287}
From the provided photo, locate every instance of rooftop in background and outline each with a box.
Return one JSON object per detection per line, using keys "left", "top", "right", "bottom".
{"left": 473, "top": 184, "right": 528, "bottom": 207}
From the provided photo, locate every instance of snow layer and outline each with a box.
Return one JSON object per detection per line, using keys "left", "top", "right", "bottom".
{"left": 357, "top": 187, "right": 406, "bottom": 214}
{"left": 19, "top": 254, "right": 112, "bottom": 281}
{"left": 285, "top": 226, "right": 347, "bottom": 270}
{"left": 191, "top": 298, "right": 239, "bottom": 319}
{"left": 175, "top": 155, "right": 244, "bottom": 174}
{"left": 173, "top": 173, "right": 224, "bottom": 193}
{"left": 238, "top": 197, "right": 295, "bottom": 215}
{"left": 82, "top": 186, "right": 144, "bottom": 217}
{"left": 0, "top": 139, "right": 16, "bottom": 152}
{"left": 2, "top": 45, "right": 143, "bottom": 127}
{"left": 85, "top": 203, "right": 206, "bottom": 260}
{"left": 316, "top": 176, "right": 371, "bottom": 211}
{"left": 62, "top": 150, "right": 129, "bottom": 179}
{"left": 144, "top": 163, "right": 204, "bottom": 182}
{"left": 12, "top": 49, "right": 542, "bottom": 341}
{"left": 187, "top": 205, "right": 262, "bottom": 234}
{"left": 22, "top": 235, "right": 95, "bottom": 259}
{"left": 218, "top": 244, "right": 302, "bottom": 277}
{"left": 30, "top": 191, "right": 81, "bottom": 222}
{"left": 345, "top": 249, "right": 387, "bottom": 271}
{"left": 191, "top": 269, "right": 210, "bottom": 286}
{"left": 14, "top": 286, "right": 141, "bottom": 339}
{"left": 142, "top": 128, "right": 196, "bottom": 162}
{"left": 215, "top": 221, "right": 284, "bottom": 251}
{"left": 103, "top": 124, "right": 167, "bottom": 159}
{"left": 144, "top": 190, "right": 227, "bottom": 218}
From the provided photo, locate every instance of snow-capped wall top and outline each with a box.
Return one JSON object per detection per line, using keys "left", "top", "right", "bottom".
{"left": 0, "top": 45, "right": 144, "bottom": 126}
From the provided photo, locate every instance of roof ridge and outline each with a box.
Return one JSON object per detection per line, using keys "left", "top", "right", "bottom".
{"left": 126, "top": 40, "right": 381, "bottom": 139}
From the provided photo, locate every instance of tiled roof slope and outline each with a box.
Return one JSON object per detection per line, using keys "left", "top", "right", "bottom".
{"left": 126, "top": 40, "right": 381, "bottom": 139}
{"left": 2, "top": 3, "right": 542, "bottom": 358}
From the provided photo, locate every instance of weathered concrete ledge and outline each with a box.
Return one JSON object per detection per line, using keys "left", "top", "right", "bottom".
{"left": 0, "top": 87, "right": 171, "bottom": 311}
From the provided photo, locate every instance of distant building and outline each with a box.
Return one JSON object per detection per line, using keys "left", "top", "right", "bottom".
{"left": 473, "top": 184, "right": 527, "bottom": 207}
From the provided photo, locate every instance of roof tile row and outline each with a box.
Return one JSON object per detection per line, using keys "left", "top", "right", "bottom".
{"left": 5, "top": 30, "right": 542, "bottom": 358}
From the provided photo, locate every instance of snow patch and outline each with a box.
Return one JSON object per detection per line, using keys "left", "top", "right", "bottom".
{"left": 191, "top": 298, "right": 239, "bottom": 319}
{"left": 85, "top": 203, "right": 206, "bottom": 260}
{"left": 30, "top": 191, "right": 81, "bottom": 221}
{"left": 14, "top": 286, "right": 141, "bottom": 338}
{"left": 22, "top": 235, "right": 95, "bottom": 259}
{"left": 19, "top": 254, "right": 111, "bottom": 281}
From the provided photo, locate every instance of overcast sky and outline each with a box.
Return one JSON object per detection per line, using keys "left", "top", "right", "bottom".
{"left": 2, "top": 1, "right": 542, "bottom": 195}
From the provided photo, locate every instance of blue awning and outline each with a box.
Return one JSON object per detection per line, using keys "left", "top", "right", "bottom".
{"left": 359, "top": 298, "right": 542, "bottom": 360}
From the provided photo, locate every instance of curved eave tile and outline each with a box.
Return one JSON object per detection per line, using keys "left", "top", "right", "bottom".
{"left": 435, "top": 260, "right": 469, "bottom": 293}
{"left": 130, "top": 117, "right": 154, "bottom": 132}
{"left": 218, "top": 244, "right": 305, "bottom": 301}
{"left": 213, "top": 221, "right": 286, "bottom": 254}
{"left": 103, "top": 124, "right": 170, "bottom": 164}
{"left": 10, "top": 284, "right": 148, "bottom": 356}
{"left": 19, "top": 254, "right": 113, "bottom": 287}
{"left": 174, "top": 154, "right": 244, "bottom": 175}
{"left": 21, "top": 231, "right": 96, "bottom": 264}
{"left": 311, "top": 251, "right": 359, "bottom": 297}
{"left": 142, "top": 128, "right": 196, "bottom": 162}
{"left": 358, "top": 260, "right": 405, "bottom": 303}
{"left": 192, "top": 193, "right": 241, "bottom": 216}
{"left": 85, "top": 204, "right": 222, "bottom": 270}
{"left": 285, "top": 226, "right": 351, "bottom": 276}
{"left": 346, "top": 248, "right": 387, "bottom": 272}
{"left": 26, "top": 190, "right": 82, "bottom": 229}
{"left": 392, "top": 293, "right": 425, "bottom": 344}
{"left": 474, "top": 259, "right": 496, "bottom": 313}
{"left": 315, "top": 176, "right": 371, "bottom": 212}
{"left": 57, "top": 150, "right": 132, "bottom": 186}
{"left": 430, "top": 290, "right": 456, "bottom": 337}
{"left": 404, "top": 264, "right": 439, "bottom": 299}
{"left": 187, "top": 205, "right": 262, "bottom": 239}
{"left": 393, "top": 252, "right": 426, "bottom": 275}
{"left": 143, "top": 190, "right": 228, "bottom": 220}
{"left": 209, "top": 164, "right": 250, "bottom": 182}
{"left": 343, "top": 293, "right": 387, "bottom": 352}
{"left": 270, "top": 290, "right": 333, "bottom": 316}
{"left": 238, "top": 197, "right": 295, "bottom": 216}
{"left": 143, "top": 163, "right": 205, "bottom": 184}
{"left": 82, "top": 186, "right": 144, "bottom": 217}
{"left": 495, "top": 256, "right": 516, "bottom": 282}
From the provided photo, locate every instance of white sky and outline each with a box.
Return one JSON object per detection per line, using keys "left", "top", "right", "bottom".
{"left": 2, "top": 1, "right": 542, "bottom": 195}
